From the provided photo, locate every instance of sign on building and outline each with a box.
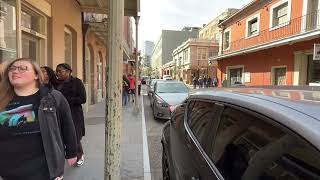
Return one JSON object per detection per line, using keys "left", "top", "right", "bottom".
{"left": 313, "top": 44, "right": 320, "bottom": 60}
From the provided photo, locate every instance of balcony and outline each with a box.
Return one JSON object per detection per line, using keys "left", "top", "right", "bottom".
{"left": 222, "top": 10, "right": 320, "bottom": 56}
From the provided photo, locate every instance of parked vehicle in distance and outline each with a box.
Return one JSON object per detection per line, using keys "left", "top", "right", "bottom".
{"left": 141, "top": 76, "right": 150, "bottom": 85}
{"left": 147, "top": 79, "right": 163, "bottom": 97}
{"left": 163, "top": 75, "right": 173, "bottom": 80}
{"left": 151, "top": 80, "right": 189, "bottom": 120}
{"left": 161, "top": 87, "right": 320, "bottom": 180}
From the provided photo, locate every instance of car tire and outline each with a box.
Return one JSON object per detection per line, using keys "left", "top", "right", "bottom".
{"left": 162, "top": 147, "right": 170, "bottom": 180}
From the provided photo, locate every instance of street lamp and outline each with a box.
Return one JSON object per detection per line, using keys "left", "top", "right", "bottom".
{"left": 134, "top": 15, "right": 140, "bottom": 112}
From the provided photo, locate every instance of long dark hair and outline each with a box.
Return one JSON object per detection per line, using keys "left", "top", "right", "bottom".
{"left": 41, "top": 66, "right": 59, "bottom": 88}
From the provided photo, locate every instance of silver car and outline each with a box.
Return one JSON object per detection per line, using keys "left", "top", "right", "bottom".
{"left": 151, "top": 81, "right": 189, "bottom": 120}
{"left": 147, "top": 79, "right": 162, "bottom": 97}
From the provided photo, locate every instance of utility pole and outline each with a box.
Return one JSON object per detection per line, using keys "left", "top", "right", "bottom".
{"left": 105, "top": 0, "right": 123, "bottom": 179}
{"left": 134, "top": 16, "right": 140, "bottom": 112}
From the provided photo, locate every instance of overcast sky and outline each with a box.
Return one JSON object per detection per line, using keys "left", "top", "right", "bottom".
{"left": 138, "top": 0, "right": 252, "bottom": 48}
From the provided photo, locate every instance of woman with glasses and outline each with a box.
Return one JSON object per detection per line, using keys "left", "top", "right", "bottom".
{"left": 0, "top": 58, "right": 77, "bottom": 180}
{"left": 56, "top": 63, "right": 86, "bottom": 167}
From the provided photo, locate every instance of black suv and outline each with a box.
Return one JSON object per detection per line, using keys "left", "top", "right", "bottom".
{"left": 161, "top": 87, "right": 320, "bottom": 180}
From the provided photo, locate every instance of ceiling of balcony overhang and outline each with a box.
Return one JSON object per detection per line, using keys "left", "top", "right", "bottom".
{"left": 77, "top": 0, "right": 140, "bottom": 16}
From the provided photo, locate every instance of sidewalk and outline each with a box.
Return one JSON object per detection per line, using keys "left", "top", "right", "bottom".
{"left": 64, "top": 99, "right": 145, "bottom": 180}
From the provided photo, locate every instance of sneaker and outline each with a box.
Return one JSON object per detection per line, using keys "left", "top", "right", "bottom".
{"left": 76, "top": 155, "right": 84, "bottom": 167}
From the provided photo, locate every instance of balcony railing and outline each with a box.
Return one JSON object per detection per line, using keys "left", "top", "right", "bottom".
{"left": 83, "top": 13, "right": 107, "bottom": 24}
{"left": 223, "top": 10, "right": 320, "bottom": 54}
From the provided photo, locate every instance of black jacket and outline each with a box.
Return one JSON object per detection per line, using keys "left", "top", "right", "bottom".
{"left": 38, "top": 86, "right": 77, "bottom": 179}
{"left": 57, "top": 76, "right": 86, "bottom": 140}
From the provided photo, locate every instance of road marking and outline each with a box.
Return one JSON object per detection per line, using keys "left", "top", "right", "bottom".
{"left": 141, "top": 95, "right": 152, "bottom": 180}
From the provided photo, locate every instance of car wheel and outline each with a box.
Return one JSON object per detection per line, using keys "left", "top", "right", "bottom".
{"left": 162, "top": 147, "right": 170, "bottom": 180}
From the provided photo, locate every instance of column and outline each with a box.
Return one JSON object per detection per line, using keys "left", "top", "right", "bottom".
{"left": 0, "top": 3, "right": 7, "bottom": 48}
{"left": 105, "top": 0, "right": 124, "bottom": 179}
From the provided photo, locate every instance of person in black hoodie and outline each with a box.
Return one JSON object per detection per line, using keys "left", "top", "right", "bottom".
{"left": 56, "top": 63, "right": 86, "bottom": 167}
{"left": 0, "top": 58, "right": 77, "bottom": 180}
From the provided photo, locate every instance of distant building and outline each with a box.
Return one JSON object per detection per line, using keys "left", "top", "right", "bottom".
{"left": 199, "top": 8, "right": 238, "bottom": 40}
{"left": 142, "top": 41, "right": 155, "bottom": 67}
{"left": 151, "top": 27, "right": 200, "bottom": 77}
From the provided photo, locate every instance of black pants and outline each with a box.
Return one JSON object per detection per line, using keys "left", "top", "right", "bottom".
{"left": 76, "top": 141, "right": 84, "bottom": 160}
{"left": 138, "top": 85, "right": 141, "bottom": 96}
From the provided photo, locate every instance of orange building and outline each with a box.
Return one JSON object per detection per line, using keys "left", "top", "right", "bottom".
{"left": 213, "top": 0, "right": 320, "bottom": 87}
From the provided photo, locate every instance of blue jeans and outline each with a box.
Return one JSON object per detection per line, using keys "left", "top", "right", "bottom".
{"left": 123, "top": 90, "right": 128, "bottom": 106}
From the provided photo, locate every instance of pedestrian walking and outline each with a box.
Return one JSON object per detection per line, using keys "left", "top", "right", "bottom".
{"left": 208, "top": 77, "right": 212, "bottom": 88}
{"left": 123, "top": 75, "right": 130, "bottom": 106}
{"left": 128, "top": 74, "right": 136, "bottom": 102}
{"left": 192, "top": 76, "right": 198, "bottom": 89}
{"left": 41, "top": 66, "right": 59, "bottom": 89}
{"left": 56, "top": 63, "right": 86, "bottom": 167}
{"left": 198, "top": 76, "right": 203, "bottom": 88}
{"left": 0, "top": 58, "right": 77, "bottom": 180}
{"left": 204, "top": 76, "right": 207, "bottom": 88}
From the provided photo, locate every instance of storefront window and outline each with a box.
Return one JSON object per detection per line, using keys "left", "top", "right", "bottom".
{"left": 307, "top": 55, "right": 320, "bottom": 83}
{"left": 0, "top": 0, "right": 17, "bottom": 63}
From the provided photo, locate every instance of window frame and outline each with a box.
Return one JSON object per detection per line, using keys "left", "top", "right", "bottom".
{"left": 184, "top": 99, "right": 225, "bottom": 179}
{"left": 269, "top": 0, "right": 292, "bottom": 30}
{"left": 206, "top": 102, "right": 320, "bottom": 180}
{"left": 271, "top": 65, "right": 287, "bottom": 85}
{"left": 64, "top": 27, "right": 73, "bottom": 67}
{"left": 246, "top": 13, "right": 260, "bottom": 38}
{"left": 223, "top": 28, "right": 231, "bottom": 50}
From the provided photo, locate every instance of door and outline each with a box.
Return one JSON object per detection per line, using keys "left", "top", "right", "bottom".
{"left": 307, "top": 55, "right": 320, "bottom": 84}
{"left": 174, "top": 100, "right": 223, "bottom": 180}
{"left": 229, "top": 67, "right": 243, "bottom": 86}
{"left": 306, "top": 0, "right": 319, "bottom": 31}
{"left": 273, "top": 67, "right": 286, "bottom": 85}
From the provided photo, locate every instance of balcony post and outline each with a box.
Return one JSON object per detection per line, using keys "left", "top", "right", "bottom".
{"left": 105, "top": 0, "right": 124, "bottom": 179}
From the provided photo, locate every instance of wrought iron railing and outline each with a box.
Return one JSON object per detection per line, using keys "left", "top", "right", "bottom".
{"left": 223, "top": 10, "right": 320, "bottom": 54}
{"left": 83, "top": 13, "right": 107, "bottom": 24}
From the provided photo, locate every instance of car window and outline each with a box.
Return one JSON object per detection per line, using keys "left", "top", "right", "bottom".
{"left": 156, "top": 83, "right": 188, "bottom": 93}
{"left": 187, "top": 101, "right": 220, "bottom": 149}
{"left": 210, "top": 106, "right": 320, "bottom": 180}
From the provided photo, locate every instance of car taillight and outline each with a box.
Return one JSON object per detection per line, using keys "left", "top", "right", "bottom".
{"left": 169, "top": 105, "right": 176, "bottom": 112}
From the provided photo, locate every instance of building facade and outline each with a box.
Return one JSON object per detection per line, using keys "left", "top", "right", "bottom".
{"left": 0, "top": 0, "right": 136, "bottom": 110}
{"left": 199, "top": 8, "right": 238, "bottom": 40}
{"left": 171, "top": 38, "right": 219, "bottom": 84}
{"left": 151, "top": 27, "right": 200, "bottom": 77}
{"left": 214, "top": 0, "right": 320, "bottom": 87}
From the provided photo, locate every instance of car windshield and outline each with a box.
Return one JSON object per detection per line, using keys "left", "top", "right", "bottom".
{"left": 156, "top": 83, "right": 188, "bottom": 93}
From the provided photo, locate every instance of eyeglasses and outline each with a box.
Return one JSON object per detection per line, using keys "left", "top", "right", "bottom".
{"left": 8, "top": 65, "right": 29, "bottom": 73}
{"left": 56, "top": 69, "right": 67, "bottom": 74}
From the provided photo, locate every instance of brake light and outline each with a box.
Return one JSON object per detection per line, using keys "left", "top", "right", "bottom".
{"left": 169, "top": 105, "right": 176, "bottom": 112}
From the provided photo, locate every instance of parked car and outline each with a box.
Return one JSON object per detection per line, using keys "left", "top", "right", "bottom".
{"left": 151, "top": 81, "right": 189, "bottom": 120}
{"left": 161, "top": 87, "right": 320, "bottom": 180}
{"left": 141, "top": 76, "right": 150, "bottom": 85}
{"left": 163, "top": 75, "right": 173, "bottom": 80}
{"left": 147, "top": 79, "right": 163, "bottom": 97}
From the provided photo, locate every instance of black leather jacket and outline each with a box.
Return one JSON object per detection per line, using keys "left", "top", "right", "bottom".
{"left": 38, "top": 86, "right": 77, "bottom": 179}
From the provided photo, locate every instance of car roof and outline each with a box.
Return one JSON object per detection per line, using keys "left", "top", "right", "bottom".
{"left": 156, "top": 80, "right": 184, "bottom": 84}
{"left": 189, "top": 87, "right": 320, "bottom": 149}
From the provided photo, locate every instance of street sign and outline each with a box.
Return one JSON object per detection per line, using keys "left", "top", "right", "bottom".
{"left": 313, "top": 44, "right": 320, "bottom": 60}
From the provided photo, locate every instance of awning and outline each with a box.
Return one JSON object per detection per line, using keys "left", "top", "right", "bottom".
{"left": 78, "top": 0, "right": 140, "bottom": 16}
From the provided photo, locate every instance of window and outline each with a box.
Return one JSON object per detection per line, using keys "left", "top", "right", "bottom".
{"left": 0, "top": 0, "right": 17, "bottom": 63}
{"left": 64, "top": 27, "right": 72, "bottom": 67}
{"left": 272, "top": 66, "right": 286, "bottom": 85}
{"left": 208, "top": 48, "right": 217, "bottom": 58}
{"left": 197, "top": 48, "right": 207, "bottom": 60}
{"left": 224, "top": 30, "right": 230, "bottom": 50}
{"left": 228, "top": 66, "right": 243, "bottom": 86}
{"left": 307, "top": 55, "right": 320, "bottom": 84}
{"left": 247, "top": 15, "right": 259, "bottom": 37}
{"left": 270, "top": 0, "right": 291, "bottom": 29}
{"left": 187, "top": 101, "right": 221, "bottom": 148}
{"left": 21, "top": 5, "right": 46, "bottom": 64}
{"left": 210, "top": 106, "right": 320, "bottom": 180}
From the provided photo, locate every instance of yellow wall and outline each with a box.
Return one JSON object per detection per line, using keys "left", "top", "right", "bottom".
{"left": 50, "top": 0, "right": 83, "bottom": 79}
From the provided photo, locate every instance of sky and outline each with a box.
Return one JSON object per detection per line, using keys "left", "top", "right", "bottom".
{"left": 138, "top": 0, "right": 252, "bottom": 49}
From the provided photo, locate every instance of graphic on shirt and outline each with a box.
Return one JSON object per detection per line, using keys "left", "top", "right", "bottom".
{"left": 0, "top": 104, "right": 36, "bottom": 127}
